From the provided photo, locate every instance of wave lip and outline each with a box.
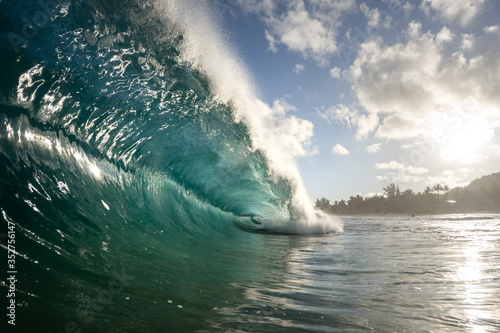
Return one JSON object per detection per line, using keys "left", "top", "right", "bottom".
{"left": 1, "top": 0, "right": 343, "bottom": 234}
{"left": 0, "top": 2, "right": 344, "bottom": 332}
{"left": 155, "top": 0, "right": 342, "bottom": 232}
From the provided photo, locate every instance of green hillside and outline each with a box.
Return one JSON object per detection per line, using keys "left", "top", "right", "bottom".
{"left": 446, "top": 172, "right": 500, "bottom": 212}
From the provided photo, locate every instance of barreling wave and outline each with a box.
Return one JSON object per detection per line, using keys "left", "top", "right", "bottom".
{"left": 1, "top": 0, "right": 343, "bottom": 331}
{"left": 1, "top": 0, "right": 341, "bottom": 234}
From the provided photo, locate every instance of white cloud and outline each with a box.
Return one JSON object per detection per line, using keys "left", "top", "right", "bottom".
{"left": 365, "top": 192, "right": 384, "bottom": 198}
{"left": 459, "top": 154, "right": 487, "bottom": 165}
{"left": 360, "top": 2, "right": 392, "bottom": 31}
{"left": 484, "top": 25, "right": 500, "bottom": 33}
{"left": 276, "top": 2, "right": 337, "bottom": 63}
{"left": 293, "top": 63, "right": 305, "bottom": 74}
{"left": 461, "top": 33, "right": 474, "bottom": 51}
{"left": 318, "top": 104, "right": 354, "bottom": 126}
{"left": 345, "top": 21, "right": 500, "bottom": 142}
{"left": 366, "top": 142, "right": 382, "bottom": 153}
{"left": 376, "top": 161, "right": 403, "bottom": 170}
{"left": 421, "top": 0, "right": 488, "bottom": 26}
{"left": 489, "top": 144, "right": 500, "bottom": 157}
{"left": 235, "top": 0, "right": 356, "bottom": 65}
{"left": 435, "top": 26, "right": 454, "bottom": 43}
{"left": 318, "top": 104, "right": 378, "bottom": 140}
{"left": 355, "top": 113, "right": 379, "bottom": 139}
{"left": 375, "top": 160, "right": 429, "bottom": 183}
{"left": 406, "top": 20, "right": 422, "bottom": 37}
{"left": 424, "top": 169, "right": 472, "bottom": 188}
{"left": 329, "top": 66, "right": 341, "bottom": 78}
{"left": 402, "top": 1, "right": 415, "bottom": 16}
{"left": 375, "top": 161, "right": 429, "bottom": 174}
{"left": 252, "top": 98, "right": 319, "bottom": 175}
{"left": 265, "top": 29, "right": 278, "bottom": 52}
{"left": 332, "top": 144, "right": 350, "bottom": 155}
{"left": 360, "top": 3, "right": 380, "bottom": 30}
{"left": 271, "top": 97, "right": 296, "bottom": 117}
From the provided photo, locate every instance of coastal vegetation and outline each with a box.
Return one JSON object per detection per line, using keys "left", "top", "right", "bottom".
{"left": 315, "top": 172, "right": 500, "bottom": 215}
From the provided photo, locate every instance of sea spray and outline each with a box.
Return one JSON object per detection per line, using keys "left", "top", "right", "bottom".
{"left": 0, "top": 0, "right": 345, "bottom": 331}
{"left": 154, "top": 0, "right": 342, "bottom": 232}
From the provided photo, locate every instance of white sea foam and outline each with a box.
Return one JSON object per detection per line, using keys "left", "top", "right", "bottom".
{"left": 155, "top": 0, "right": 342, "bottom": 233}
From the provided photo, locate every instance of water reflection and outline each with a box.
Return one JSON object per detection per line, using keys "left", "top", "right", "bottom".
{"left": 216, "top": 217, "right": 500, "bottom": 332}
{"left": 452, "top": 226, "right": 498, "bottom": 333}
{"left": 1, "top": 115, "right": 123, "bottom": 184}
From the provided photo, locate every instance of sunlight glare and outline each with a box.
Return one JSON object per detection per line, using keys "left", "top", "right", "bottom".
{"left": 438, "top": 116, "right": 492, "bottom": 162}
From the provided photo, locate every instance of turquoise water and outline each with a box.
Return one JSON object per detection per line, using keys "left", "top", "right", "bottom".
{"left": 1, "top": 0, "right": 500, "bottom": 332}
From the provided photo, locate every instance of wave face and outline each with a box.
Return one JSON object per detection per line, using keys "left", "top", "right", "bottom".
{"left": 0, "top": 0, "right": 341, "bottom": 331}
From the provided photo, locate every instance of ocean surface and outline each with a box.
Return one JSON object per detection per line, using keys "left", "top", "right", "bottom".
{"left": 1, "top": 0, "right": 500, "bottom": 332}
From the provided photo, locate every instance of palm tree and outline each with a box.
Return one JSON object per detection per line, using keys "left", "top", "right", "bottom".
{"left": 433, "top": 184, "right": 445, "bottom": 195}
{"left": 315, "top": 197, "right": 331, "bottom": 211}
{"left": 402, "top": 189, "right": 415, "bottom": 196}
{"left": 424, "top": 186, "right": 433, "bottom": 195}
{"left": 383, "top": 182, "right": 400, "bottom": 197}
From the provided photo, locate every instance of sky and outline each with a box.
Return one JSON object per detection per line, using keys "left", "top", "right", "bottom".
{"left": 211, "top": 0, "right": 500, "bottom": 202}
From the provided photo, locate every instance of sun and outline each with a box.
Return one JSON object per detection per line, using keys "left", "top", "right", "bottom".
{"left": 433, "top": 115, "right": 493, "bottom": 163}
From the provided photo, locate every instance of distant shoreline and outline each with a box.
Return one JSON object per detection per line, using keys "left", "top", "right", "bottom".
{"left": 316, "top": 173, "right": 500, "bottom": 217}
{"left": 333, "top": 211, "right": 500, "bottom": 218}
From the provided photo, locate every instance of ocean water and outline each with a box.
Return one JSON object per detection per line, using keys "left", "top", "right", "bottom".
{"left": 1, "top": 0, "right": 500, "bottom": 332}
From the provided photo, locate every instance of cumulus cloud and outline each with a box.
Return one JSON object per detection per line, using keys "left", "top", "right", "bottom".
{"left": 489, "top": 144, "right": 500, "bottom": 157}
{"left": 265, "top": 30, "right": 278, "bottom": 52}
{"left": 319, "top": 104, "right": 355, "bottom": 127}
{"left": 424, "top": 169, "right": 473, "bottom": 188}
{"left": 345, "top": 21, "right": 500, "bottom": 141}
{"left": 375, "top": 161, "right": 428, "bottom": 174}
{"left": 271, "top": 97, "right": 297, "bottom": 117}
{"left": 366, "top": 142, "right": 382, "bottom": 153}
{"left": 248, "top": 97, "right": 318, "bottom": 179}
{"left": 376, "top": 175, "right": 389, "bottom": 181}
{"left": 318, "top": 104, "right": 378, "bottom": 140}
{"left": 274, "top": 2, "right": 337, "bottom": 63}
{"left": 421, "top": 0, "right": 488, "bottom": 26}
{"left": 329, "top": 66, "right": 341, "bottom": 78}
{"left": 375, "top": 160, "right": 429, "bottom": 183}
{"left": 293, "top": 63, "right": 305, "bottom": 74}
{"left": 435, "top": 26, "right": 454, "bottom": 43}
{"left": 235, "top": 0, "right": 356, "bottom": 65}
{"left": 365, "top": 192, "right": 384, "bottom": 198}
{"left": 332, "top": 144, "right": 350, "bottom": 155}
{"left": 402, "top": 1, "right": 415, "bottom": 16}
{"left": 360, "top": 2, "right": 392, "bottom": 31}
